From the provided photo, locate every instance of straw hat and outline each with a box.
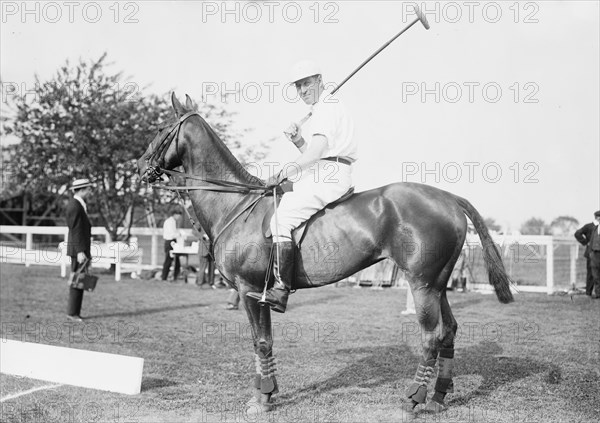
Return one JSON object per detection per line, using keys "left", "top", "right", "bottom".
{"left": 70, "top": 178, "right": 94, "bottom": 191}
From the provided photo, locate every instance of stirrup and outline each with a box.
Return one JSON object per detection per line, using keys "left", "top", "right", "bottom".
{"left": 256, "top": 287, "right": 289, "bottom": 313}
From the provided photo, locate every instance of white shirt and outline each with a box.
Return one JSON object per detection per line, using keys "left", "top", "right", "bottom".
{"left": 73, "top": 195, "right": 87, "bottom": 214}
{"left": 306, "top": 89, "right": 357, "bottom": 162}
{"left": 163, "top": 216, "right": 180, "bottom": 240}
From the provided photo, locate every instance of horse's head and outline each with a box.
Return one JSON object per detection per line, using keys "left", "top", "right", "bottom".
{"left": 138, "top": 93, "right": 196, "bottom": 183}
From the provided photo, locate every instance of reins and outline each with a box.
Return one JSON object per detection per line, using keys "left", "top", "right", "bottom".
{"left": 154, "top": 168, "right": 269, "bottom": 194}
{"left": 163, "top": 182, "right": 271, "bottom": 247}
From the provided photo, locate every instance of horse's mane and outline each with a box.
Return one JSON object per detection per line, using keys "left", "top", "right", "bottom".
{"left": 186, "top": 112, "right": 264, "bottom": 187}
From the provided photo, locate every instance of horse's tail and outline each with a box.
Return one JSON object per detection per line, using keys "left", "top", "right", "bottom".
{"left": 453, "top": 195, "right": 514, "bottom": 304}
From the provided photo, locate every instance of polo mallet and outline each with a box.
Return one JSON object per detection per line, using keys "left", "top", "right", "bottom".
{"left": 285, "top": 5, "right": 430, "bottom": 137}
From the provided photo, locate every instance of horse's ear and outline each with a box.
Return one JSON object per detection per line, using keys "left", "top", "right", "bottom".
{"left": 171, "top": 92, "right": 186, "bottom": 117}
{"left": 185, "top": 94, "right": 195, "bottom": 111}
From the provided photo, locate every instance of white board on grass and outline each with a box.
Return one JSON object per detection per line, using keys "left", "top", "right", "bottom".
{"left": 0, "top": 339, "right": 143, "bottom": 395}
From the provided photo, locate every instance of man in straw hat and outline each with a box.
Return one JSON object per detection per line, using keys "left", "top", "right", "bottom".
{"left": 65, "top": 178, "right": 94, "bottom": 321}
{"left": 247, "top": 60, "right": 357, "bottom": 313}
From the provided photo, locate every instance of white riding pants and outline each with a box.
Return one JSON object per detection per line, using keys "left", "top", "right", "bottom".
{"left": 270, "top": 160, "right": 352, "bottom": 242}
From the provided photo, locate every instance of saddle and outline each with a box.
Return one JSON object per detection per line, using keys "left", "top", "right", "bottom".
{"left": 262, "top": 184, "right": 355, "bottom": 248}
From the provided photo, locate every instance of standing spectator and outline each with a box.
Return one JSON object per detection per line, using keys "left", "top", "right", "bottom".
{"left": 197, "top": 232, "right": 215, "bottom": 287}
{"left": 450, "top": 246, "right": 470, "bottom": 293}
{"left": 225, "top": 289, "right": 240, "bottom": 310}
{"left": 574, "top": 210, "right": 600, "bottom": 298}
{"left": 65, "top": 178, "right": 94, "bottom": 321}
{"left": 161, "top": 210, "right": 183, "bottom": 281}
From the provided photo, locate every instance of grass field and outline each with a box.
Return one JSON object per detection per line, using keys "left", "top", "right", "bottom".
{"left": 1, "top": 263, "right": 598, "bottom": 423}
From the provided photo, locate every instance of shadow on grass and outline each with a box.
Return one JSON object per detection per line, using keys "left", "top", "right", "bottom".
{"left": 447, "top": 296, "right": 485, "bottom": 310}
{"left": 450, "top": 341, "right": 551, "bottom": 406}
{"left": 287, "top": 293, "right": 346, "bottom": 313}
{"left": 276, "top": 341, "right": 553, "bottom": 410}
{"left": 276, "top": 344, "right": 417, "bottom": 407}
{"left": 446, "top": 342, "right": 600, "bottom": 422}
{"left": 86, "top": 303, "right": 209, "bottom": 319}
{"left": 141, "top": 377, "right": 179, "bottom": 391}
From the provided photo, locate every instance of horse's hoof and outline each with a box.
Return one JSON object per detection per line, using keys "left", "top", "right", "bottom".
{"left": 400, "top": 410, "right": 416, "bottom": 421}
{"left": 423, "top": 400, "right": 446, "bottom": 413}
{"left": 246, "top": 401, "right": 273, "bottom": 416}
{"left": 246, "top": 394, "right": 274, "bottom": 415}
{"left": 400, "top": 400, "right": 417, "bottom": 412}
{"left": 399, "top": 402, "right": 417, "bottom": 421}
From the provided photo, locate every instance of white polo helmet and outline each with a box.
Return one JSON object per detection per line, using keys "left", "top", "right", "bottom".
{"left": 290, "top": 60, "right": 322, "bottom": 84}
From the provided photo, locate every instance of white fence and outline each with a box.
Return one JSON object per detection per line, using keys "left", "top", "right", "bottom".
{"left": 464, "top": 234, "right": 582, "bottom": 294}
{"left": 0, "top": 225, "right": 189, "bottom": 281}
{"left": 0, "top": 226, "right": 585, "bottom": 292}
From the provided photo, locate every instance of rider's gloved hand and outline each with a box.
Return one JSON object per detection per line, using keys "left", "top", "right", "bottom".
{"left": 284, "top": 122, "right": 303, "bottom": 145}
{"left": 265, "top": 170, "right": 285, "bottom": 187}
{"left": 265, "top": 175, "right": 279, "bottom": 187}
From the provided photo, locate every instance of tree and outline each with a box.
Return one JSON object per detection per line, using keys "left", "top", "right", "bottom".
{"left": 484, "top": 217, "right": 501, "bottom": 233}
{"left": 3, "top": 54, "right": 268, "bottom": 240}
{"left": 194, "top": 101, "right": 270, "bottom": 165}
{"left": 1, "top": 115, "right": 19, "bottom": 201}
{"left": 3, "top": 54, "right": 173, "bottom": 240}
{"left": 520, "top": 217, "right": 551, "bottom": 235}
{"left": 549, "top": 215, "right": 579, "bottom": 236}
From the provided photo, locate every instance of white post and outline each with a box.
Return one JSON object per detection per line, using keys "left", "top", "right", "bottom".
{"left": 115, "top": 261, "right": 121, "bottom": 282}
{"left": 110, "top": 242, "right": 121, "bottom": 282}
{"left": 402, "top": 288, "right": 416, "bottom": 315}
{"left": 25, "top": 231, "right": 33, "bottom": 267}
{"left": 400, "top": 277, "right": 415, "bottom": 315}
{"left": 546, "top": 237, "right": 554, "bottom": 295}
{"left": 569, "top": 243, "right": 577, "bottom": 289}
{"left": 151, "top": 233, "right": 158, "bottom": 267}
{"left": 61, "top": 230, "right": 68, "bottom": 277}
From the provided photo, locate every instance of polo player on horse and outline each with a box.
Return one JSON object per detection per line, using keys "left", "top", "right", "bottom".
{"left": 247, "top": 60, "right": 358, "bottom": 313}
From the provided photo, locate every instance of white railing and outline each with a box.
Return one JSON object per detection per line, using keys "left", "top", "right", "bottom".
{"left": 0, "top": 225, "right": 195, "bottom": 281}
{"left": 1, "top": 226, "right": 583, "bottom": 292}
{"left": 465, "top": 234, "right": 581, "bottom": 295}
{"left": 56, "top": 241, "right": 144, "bottom": 281}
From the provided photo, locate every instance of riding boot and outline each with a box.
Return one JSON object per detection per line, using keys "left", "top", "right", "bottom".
{"left": 247, "top": 241, "right": 294, "bottom": 313}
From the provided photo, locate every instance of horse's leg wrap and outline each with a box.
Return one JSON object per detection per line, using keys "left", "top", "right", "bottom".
{"left": 251, "top": 373, "right": 261, "bottom": 404}
{"left": 406, "top": 358, "right": 436, "bottom": 404}
{"left": 248, "top": 356, "right": 262, "bottom": 405}
{"left": 255, "top": 352, "right": 279, "bottom": 395}
{"left": 248, "top": 352, "right": 278, "bottom": 413}
{"left": 431, "top": 348, "right": 454, "bottom": 404}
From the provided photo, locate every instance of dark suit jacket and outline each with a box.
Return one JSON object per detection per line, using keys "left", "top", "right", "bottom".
{"left": 65, "top": 197, "right": 91, "bottom": 258}
{"left": 574, "top": 222, "right": 597, "bottom": 258}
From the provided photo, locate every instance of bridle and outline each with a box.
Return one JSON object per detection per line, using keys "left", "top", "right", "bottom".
{"left": 143, "top": 111, "right": 199, "bottom": 183}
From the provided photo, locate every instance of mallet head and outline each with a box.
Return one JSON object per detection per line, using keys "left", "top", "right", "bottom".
{"left": 413, "top": 5, "right": 430, "bottom": 30}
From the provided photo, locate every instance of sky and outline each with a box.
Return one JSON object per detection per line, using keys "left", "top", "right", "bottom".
{"left": 1, "top": 0, "right": 599, "bottom": 231}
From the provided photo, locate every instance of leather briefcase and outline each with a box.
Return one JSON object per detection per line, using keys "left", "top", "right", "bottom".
{"left": 69, "top": 259, "right": 99, "bottom": 292}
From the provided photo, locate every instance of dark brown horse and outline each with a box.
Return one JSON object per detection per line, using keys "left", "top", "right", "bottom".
{"left": 137, "top": 93, "right": 514, "bottom": 416}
